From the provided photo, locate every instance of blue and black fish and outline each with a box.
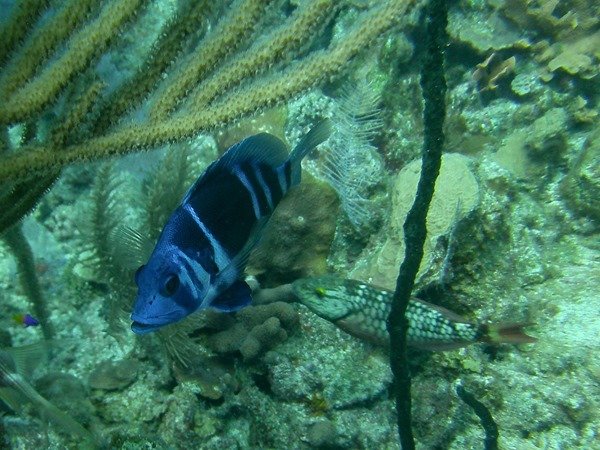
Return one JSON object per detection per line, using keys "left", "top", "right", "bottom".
{"left": 131, "top": 121, "right": 332, "bottom": 334}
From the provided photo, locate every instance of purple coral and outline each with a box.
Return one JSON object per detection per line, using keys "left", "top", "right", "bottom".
{"left": 205, "top": 302, "right": 299, "bottom": 361}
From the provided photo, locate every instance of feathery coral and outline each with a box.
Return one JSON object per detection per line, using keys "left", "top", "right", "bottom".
{"left": 319, "top": 79, "right": 384, "bottom": 229}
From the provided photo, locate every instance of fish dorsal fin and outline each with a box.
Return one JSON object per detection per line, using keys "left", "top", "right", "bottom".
{"left": 414, "top": 298, "right": 471, "bottom": 323}
{"left": 184, "top": 133, "right": 289, "bottom": 204}
{"left": 217, "top": 133, "right": 289, "bottom": 168}
{"left": 288, "top": 119, "right": 332, "bottom": 186}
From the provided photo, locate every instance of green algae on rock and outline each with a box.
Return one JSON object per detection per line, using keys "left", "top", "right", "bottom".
{"left": 248, "top": 174, "right": 339, "bottom": 286}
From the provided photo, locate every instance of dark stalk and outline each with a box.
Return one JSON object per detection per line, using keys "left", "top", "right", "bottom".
{"left": 2, "top": 225, "right": 55, "bottom": 340}
{"left": 456, "top": 385, "right": 499, "bottom": 450}
{"left": 386, "top": 0, "right": 448, "bottom": 448}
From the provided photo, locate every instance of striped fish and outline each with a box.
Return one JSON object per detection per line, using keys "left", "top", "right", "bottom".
{"left": 292, "top": 275, "right": 536, "bottom": 350}
{"left": 131, "top": 121, "right": 332, "bottom": 334}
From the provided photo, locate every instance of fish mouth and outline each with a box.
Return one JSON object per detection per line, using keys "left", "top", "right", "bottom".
{"left": 130, "top": 308, "right": 187, "bottom": 334}
{"left": 131, "top": 321, "right": 163, "bottom": 335}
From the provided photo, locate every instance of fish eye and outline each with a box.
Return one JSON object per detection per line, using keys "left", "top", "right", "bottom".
{"left": 315, "top": 287, "right": 326, "bottom": 297}
{"left": 161, "top": 274, "right": 180, "bottom": 297}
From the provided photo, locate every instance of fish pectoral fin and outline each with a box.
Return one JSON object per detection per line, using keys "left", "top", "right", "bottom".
{"left": 110, "top": 225, "right": 154, "bottom": 269}
{"left": 216, "top": 217, "right": 269, "bottom": 287}
{"left": 211, "top": 280, "right": 252, "bottom": 312}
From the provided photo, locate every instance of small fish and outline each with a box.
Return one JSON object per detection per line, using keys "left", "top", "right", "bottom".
{"left": 131, "top": 121, "right": 332, "bottom": 334}
{"left": 292, "top": 275, "right": 536, "bottom": 350}
{"left": 12, "top": 313, "right": 39, "bottom": 327}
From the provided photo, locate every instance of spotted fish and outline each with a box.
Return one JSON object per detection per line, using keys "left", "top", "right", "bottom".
{"left": 292, "top": 275, "right": 536, "bottom": 350}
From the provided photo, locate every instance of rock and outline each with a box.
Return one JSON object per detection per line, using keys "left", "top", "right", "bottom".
{"left": 545, "top": 31, "right": 600, "bottom": 80}
{"left": 88, "top": 358, "right": 140, "bottom": 391}
{"left": 526, "top": 108, "right": 569, "bottom": 159}
{"left": 560, "top": 127, "right": 600, "bottom": 224}
{"left": 493, "top": 108, "right": 569, "bottom": 178}
{"left": 511, "top": 72, "right": 544, "bottom": 97}
{"left": 449, "top": 9, "right": 529, "bottom": 52}
{"left": 306, "top": 420, "right": 338, "bottom": 448}
{"left": 36, "top": 372, "right": 95, "bottom": 426}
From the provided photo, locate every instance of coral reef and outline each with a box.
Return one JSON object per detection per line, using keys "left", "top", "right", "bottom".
{"left": 36, "top": 372, "right": 96, "bottom": 428}
{"left": 473, "top": 53, "right": 516, "bottom": 92}
{"left": 560, "top": 126, "right": 600, "bottom": 225}
{"left": 499, "top": 0, "right": 598, "bottom": 40}
{"left": 538, "top": 30, "right": 600, "bottom": 81}
{"left": 449, "top": 7, "right": 530, "bottom": 53}
{"left": 88, "top": 358, "right": 141, "bottom": 391}
{"left": 1, "top": 226, "right": 54, "bottom": 339}
{"left": 492, "top": 107, "right": 570, "bottom": 179}
{"left": 0, "top": 0, "right": 599, "bottom": 448}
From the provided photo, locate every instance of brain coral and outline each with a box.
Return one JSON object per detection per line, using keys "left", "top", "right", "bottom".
{"left": 351, "top": 153, "right": 480, "bottom": 289}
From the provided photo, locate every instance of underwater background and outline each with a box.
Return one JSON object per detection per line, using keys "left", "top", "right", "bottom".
{"left": 0, "top": 0, "right": 598, "bottom": 448}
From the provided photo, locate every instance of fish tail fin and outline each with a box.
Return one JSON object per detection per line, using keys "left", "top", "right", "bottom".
{"left": 481, "top": 323, "right": 537, "bottom": 344}
{"left": 288, "top": 119, "right": 332, "bottom": 186}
